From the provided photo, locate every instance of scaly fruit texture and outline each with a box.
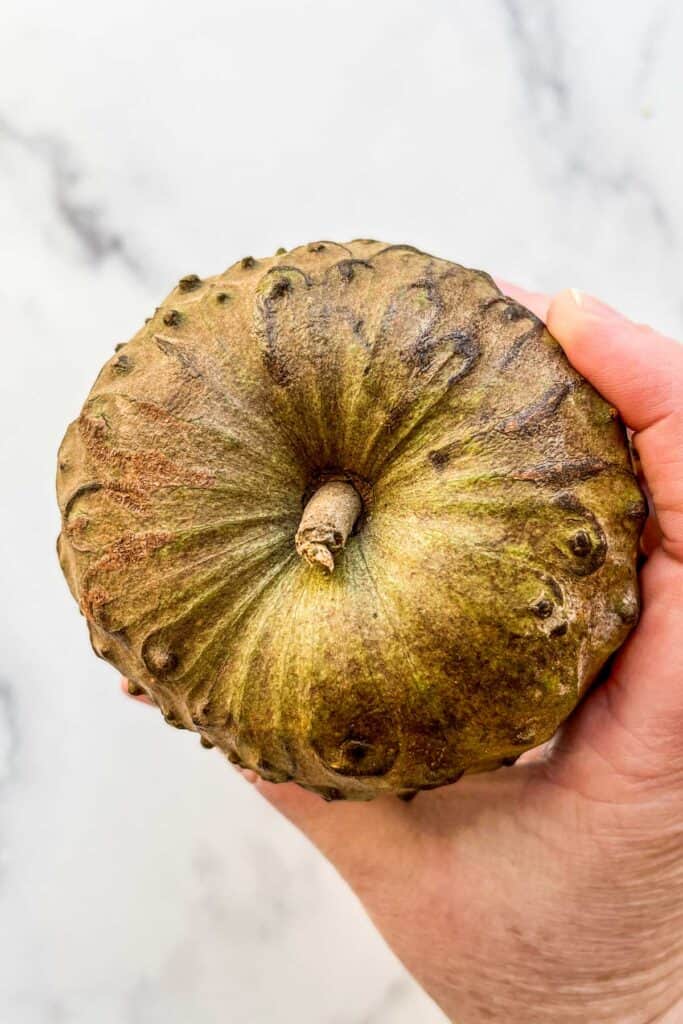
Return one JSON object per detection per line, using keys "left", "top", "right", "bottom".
{"left": 56, "top": 241, "right": 645, "bottom": 800}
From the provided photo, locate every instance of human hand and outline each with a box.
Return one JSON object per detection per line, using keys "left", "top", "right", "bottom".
{"left": 123, "top": 286, "right": 683, "bottom": 1024}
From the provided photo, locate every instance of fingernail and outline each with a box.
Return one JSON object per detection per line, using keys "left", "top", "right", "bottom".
{"left": 233, "top": 765, "right": 259, "bottom": 784}
{"left": 569, "top": 289, "right": 626, "bottom": 320}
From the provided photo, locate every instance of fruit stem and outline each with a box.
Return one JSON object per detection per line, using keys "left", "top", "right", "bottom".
{"left": 295, "top": 479, "right": 362, "bottom": 573}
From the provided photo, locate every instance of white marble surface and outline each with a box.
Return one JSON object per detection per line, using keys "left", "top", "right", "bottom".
{"left": 1, "top": 2, "right": 682, "bottom": 1021}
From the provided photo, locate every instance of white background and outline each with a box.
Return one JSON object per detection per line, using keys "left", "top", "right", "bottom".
{"left": 1, "top": 2, "right": 682, "bottom": 1021}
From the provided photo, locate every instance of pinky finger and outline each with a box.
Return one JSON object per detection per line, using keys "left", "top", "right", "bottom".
{"left": 120, "top": 676, "right": 155, "bottom": 706}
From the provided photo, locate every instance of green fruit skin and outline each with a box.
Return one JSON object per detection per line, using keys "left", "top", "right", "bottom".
{"left": 56, "top": 241, "right": 646, "bottom": 800}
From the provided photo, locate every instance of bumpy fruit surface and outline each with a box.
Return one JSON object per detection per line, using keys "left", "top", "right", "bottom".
{"left": 56, "top": 241, "right": 645, "bottom": 800}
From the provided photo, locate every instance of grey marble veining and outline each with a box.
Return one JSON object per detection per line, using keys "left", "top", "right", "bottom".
{"left": 0, "top": 115, "right": 137, "bottom": 269}
{"left": 500, "top": 0, "right": 570, "bottom": 119}
{"left": 0, "top": 679, "right": 19, "bottom": 781}
{"left": 1, "top": 2, "right": 681, "bottom": 1022}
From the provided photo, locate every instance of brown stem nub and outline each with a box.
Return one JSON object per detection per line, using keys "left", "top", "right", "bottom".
{"left": 295, "top": 479, "right": 362, "bottom": 573}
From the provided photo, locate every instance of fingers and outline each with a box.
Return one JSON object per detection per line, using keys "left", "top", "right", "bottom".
{"left": 547, "top": 291, "right": 681, "bottom": 432}
{"left": 547, "top": 290, "right": 683, "bottom": 561}
{"left": 543, "top": 291, "right": 683, "bottom": 789}
{"left": 494, "top": 278, "right": 551, "bottom": 322}
{"left": 548, "top": 548, "right": 683, "bottom": 796}
{"left": 119, "top": 676, "right": 155, "bottom": 705}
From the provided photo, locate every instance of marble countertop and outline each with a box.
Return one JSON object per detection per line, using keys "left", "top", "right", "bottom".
{"left": 1, "top": 1, "right": 681, "bottom": 1021}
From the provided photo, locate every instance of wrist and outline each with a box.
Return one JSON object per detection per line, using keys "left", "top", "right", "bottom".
{"left": 437, "top": 933, "right": 683, "bottom": 1024}
{"left": 448, "top": 984, "right": 683, "bottom": 1024}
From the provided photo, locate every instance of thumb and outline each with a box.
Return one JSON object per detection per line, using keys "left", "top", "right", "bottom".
{"left": 547, "top": 289, "right": 683, "bottom": 560}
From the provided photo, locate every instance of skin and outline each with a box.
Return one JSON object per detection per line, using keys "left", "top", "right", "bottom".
{"left": 122, "top": 286, "right": 683, "bottom": 1023}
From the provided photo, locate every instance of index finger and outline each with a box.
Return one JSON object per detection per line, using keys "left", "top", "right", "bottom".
{"left": 493, "top": 278, "right": 551, "bottom": 322}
